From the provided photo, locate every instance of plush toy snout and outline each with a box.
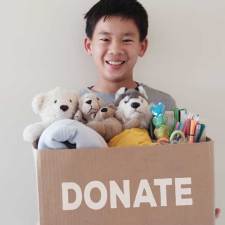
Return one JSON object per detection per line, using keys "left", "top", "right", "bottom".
{"left": 131, "top": 102, "right": 140, "bottom": 109}
{"left": 60, "top": 105, "right": 69, "bottom": 112}
{"left": 85, "top": 99, "right": 92, "bottom": 104}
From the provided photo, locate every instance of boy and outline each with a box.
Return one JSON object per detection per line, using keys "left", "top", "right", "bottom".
{"left": 80, "top": 0, "right": 176, "bottom": 110}
{"left": 81, "top": 0, "right": 220, "bottom": 218}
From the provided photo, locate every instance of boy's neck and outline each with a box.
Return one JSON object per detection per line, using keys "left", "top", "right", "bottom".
{"left": 93, "top": 78, "right": 138, "bottom": 94}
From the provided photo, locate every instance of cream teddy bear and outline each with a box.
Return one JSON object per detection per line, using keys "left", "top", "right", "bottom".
{"left": 23, "top": 87, "right": 78, "bottom": 143}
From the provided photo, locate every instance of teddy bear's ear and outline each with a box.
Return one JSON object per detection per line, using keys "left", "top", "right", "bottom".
{"left": 115, "top": 87, "right": 127, "bottom": 103}
{"left": 115, "top": 109, "right": 125, "bottom": 122}
{"left": 108, "top": 104, "right": 117, "bottom": 110}
{"left": 95, "top": 96, "right": 104, "bottom": 107}
{"left": 71, "top": 92, "right": 79, "bottom": 111}
{"left": 78, "top": 94, "right": 85, "bottom": 109}
{"left": 32, "top": 93, "right": 46, "bottom": 114}
{"left": 136, "top": 85, "right": 148, "bottom": 100}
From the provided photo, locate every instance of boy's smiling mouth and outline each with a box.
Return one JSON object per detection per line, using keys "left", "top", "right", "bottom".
{"left": 105, "top": 60, "right": 126, "bottom": 66}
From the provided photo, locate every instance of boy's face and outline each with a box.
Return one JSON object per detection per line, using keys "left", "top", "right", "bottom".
{"left": 84, "top": 16, "right": 148, "bottom": 83}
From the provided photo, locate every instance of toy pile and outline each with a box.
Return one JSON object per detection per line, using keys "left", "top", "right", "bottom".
{"left": 149, "top": 102, "right": 206, "bottom": 145}
{"left": 23, "top": 85, "right": 206, "bottom": 150}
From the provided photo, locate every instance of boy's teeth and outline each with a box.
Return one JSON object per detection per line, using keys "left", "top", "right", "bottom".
{"left": 107, "top": 61, "right": 124, "bottom": 65}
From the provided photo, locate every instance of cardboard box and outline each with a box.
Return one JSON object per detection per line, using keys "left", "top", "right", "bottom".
{"left": 34, "top": 140, "right": 214, "bottom": 225}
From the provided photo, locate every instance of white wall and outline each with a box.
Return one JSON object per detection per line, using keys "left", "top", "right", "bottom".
{"left": 0, "top": 0, "right": 224, "bottom": 224}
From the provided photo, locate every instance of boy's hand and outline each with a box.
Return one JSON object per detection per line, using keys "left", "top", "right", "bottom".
{"left": 215, "top": 208, "right": 221, "bottom": 219}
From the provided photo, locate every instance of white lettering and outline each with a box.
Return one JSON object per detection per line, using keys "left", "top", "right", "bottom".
{"left": 154, "top": 178, "right": 172, "bottom": 207}
{"left": 61, "top": 178, "right": 193, "bottom": 211}
{"left": 110, "top": 180, "right": 130, "bottom": 208}
{"left": 84, "top": 181, "right": 107, "bottom": 210}
{"left": 175, "top": 177, "right": 193, "bottom": 206}
{"left": 62, "top": 182, "right": 82, "bottom": 210}
{"left": 133, "top": 179, "right": 157, "bottom": 208}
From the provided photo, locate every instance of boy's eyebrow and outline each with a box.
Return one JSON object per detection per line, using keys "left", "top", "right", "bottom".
{"left": 97, "top": 31, "right": 111, "bottom": 35}
{"left": 97, "top": 31, "right": 136, "bottom": 37}
{"left": 123, "top": 32, "right": 136, "bottom": 37}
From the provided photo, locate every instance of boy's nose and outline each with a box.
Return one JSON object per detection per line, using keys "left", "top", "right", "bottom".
{"left": 108, "top": 41, "right": 124, "bottom": 55}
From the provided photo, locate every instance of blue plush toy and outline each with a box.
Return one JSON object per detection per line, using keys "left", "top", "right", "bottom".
{"left": 38, "top": 119, "right": 108, "bottom": 150}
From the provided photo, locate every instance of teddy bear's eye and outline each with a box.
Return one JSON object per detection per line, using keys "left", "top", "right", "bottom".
{"left": 69, "top": 99, "right": 72, "bottom": 103}
{"left": 97, "top": 97, "right": 100, "bottom": 101}
{"left": 54, "top": 100, "right": 57, "bottom": 103}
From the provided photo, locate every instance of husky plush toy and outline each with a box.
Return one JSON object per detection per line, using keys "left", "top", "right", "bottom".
{"left": 108, "top": 85, "right": 153, "bottom": 148}
{"left": 114, "top": 85, "right": 152, "bottom": 129}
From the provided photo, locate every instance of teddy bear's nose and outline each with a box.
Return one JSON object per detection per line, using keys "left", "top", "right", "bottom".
{"left": 86, "top": 100, "right": 92, "bottom": 105}
{"left": 131, "top": 102, "right": 140, "bottom": 109}
{"left": 101, "top": 107, "right": 108, "bottom": 112}
{"left": 60, "top": 105, "right": 69, "bottom": 111}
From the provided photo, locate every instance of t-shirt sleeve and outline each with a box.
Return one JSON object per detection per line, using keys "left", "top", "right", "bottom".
{"left": 142, "top": 84, "right": 177, "bottom": 111}
{"left": 161, "top": 93, "right": 176, "bottom": 111}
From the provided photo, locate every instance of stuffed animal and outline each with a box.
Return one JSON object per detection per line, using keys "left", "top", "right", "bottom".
{"left": 114, "top": 85, "right": 152, "bottom": 129}
{"left": 87, "top": 105, "right": 123, "bottom": 142}
{"left": 74, "top": 93, "right": 103, "bottom": 123}
{"left": 108, "top": 128, "right": 154, "bottom": 147}
{"left": 38, "top": 119, "right": 108, "bottom": 150}
{"left": 109, "top": 85, "right": 153, "bottom": 148}
{"left": 23, "top": 87, "right": 78, "bottom": 143}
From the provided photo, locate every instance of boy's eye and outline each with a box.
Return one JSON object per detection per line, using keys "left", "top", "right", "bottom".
{"left": 100, "top": 38, "right": 110, "bottom": 42}
{"left": 123, "top": 39, "right": 133, "bottom": 43}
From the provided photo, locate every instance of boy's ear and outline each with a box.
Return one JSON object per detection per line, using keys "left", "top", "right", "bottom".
{"left": 84, "top": 37, "right": 92, "bottom": 55}
{"left": 138, "top": 38, "right": 148, "bottom": 57}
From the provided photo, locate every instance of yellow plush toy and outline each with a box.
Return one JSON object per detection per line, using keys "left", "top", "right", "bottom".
{"left": 108, "top": 128, "right": 152, "bottom": 148}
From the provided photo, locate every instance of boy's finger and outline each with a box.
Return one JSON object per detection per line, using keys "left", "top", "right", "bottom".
{"left": 215, "top": 208, "right": 221, "bottom": 219}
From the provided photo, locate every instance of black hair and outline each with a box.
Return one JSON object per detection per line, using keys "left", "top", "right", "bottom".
{"left": 84, "top": 0, "right": 148, "bottom": 41}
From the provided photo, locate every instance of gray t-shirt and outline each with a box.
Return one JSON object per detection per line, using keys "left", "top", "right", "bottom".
{"left": 79, "top": 83, "right": 176, "bottom": 111}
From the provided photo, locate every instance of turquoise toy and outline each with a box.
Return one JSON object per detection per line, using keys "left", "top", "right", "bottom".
{"left": 150, "top": 102, "right": 169, "bottom": 143}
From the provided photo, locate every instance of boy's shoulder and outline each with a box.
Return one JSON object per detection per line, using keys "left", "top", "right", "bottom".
{"left": 79, "top": 84, "right": 176, "bottom": 111}
{"left": 140, "top": 83, "right": 176, "bottom": 111}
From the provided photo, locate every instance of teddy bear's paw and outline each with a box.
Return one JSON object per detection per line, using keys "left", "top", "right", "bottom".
{"left": 23, "top": 126, "right": 38, "bottom": 142}
{"left": 74, "top": 110, "right": 84, "bottom": 122}
{"left": 23, "top": 123, "right": 46, "bottom": 142}
{"left": 23, "top": 128, "right": 33, "bottom": 142}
